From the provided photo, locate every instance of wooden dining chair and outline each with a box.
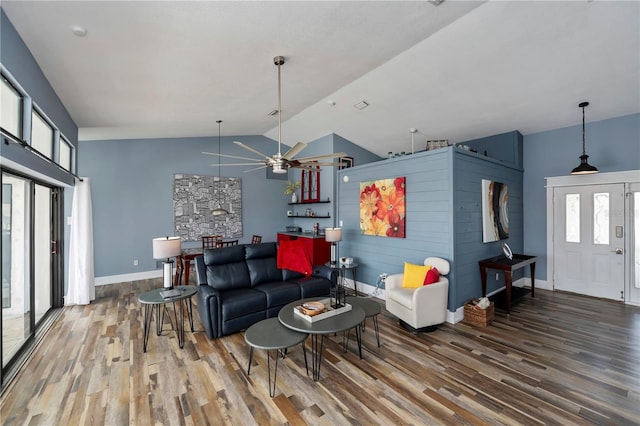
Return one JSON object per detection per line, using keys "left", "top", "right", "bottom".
{"left": 202, "top": 235, "right": 222, "bottom": 250}
{"left": 251, "top": 235, "right": 262, "bottom": 244}
{"left": 216, "top": 239, "right": 238, "bottom": 248}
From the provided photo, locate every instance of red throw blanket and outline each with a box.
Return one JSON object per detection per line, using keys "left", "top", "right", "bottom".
{"left": 277, "top": 239, "right": 312, "bottom": 275}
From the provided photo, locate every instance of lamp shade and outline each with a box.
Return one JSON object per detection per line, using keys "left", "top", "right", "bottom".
{"left": 325, "top": 228, "right": 342, "bottom": 242}
{"left": 152, "top": 236, "right": 181, "bottom": 259}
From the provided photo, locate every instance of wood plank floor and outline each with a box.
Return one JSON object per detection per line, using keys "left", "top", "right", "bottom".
{"left": 2, "top": 279, "right": 639, "bottom": 425}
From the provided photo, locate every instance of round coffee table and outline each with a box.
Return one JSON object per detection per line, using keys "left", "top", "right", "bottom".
{"left": 245, "top": 317, "right": 308, "bottom": 397}
{"left": 138, "top": 285, "right": 197, "bottom": 352}
{"left": 278, "top": 297, "right": 365, "bottom": 381}
{"left": 346, "top": 296, "right": 382, "bottom": 348}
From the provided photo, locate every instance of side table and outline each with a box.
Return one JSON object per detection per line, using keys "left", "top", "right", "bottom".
{"left": 245, "top": 318, "right": 308, "bottom": 397}
{"left": 345, "top": 296, "right": 381, "bottom": 348}
{"left": 325, "top": 262, "right": 359, "bottom": 296}
{"left": 138, "top": 285, "right": 197, "bottom": 352}
{"left": 478, "top": 254, "right": 536, "bottom": 315}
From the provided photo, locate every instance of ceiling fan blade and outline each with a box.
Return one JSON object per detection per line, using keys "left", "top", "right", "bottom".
{"left": 291, "top": 161, "right": 342, "bottom": 169}
{"left": 282, "top": 142, "right": 307, "bottom": 160}
{"left": 212, "top": 162, "right": 266, "bottom": 166}
{"left": 243, "top": 164, "right": 269, "bottom": 173}
{"left": 293, "top": 152, "right": 348, "bottom": 162}
{"left": 233, "top": 141, "right": 272, "bottom": 161}
{"left": 203, "top": 151, "right": 265, "bottom": 162}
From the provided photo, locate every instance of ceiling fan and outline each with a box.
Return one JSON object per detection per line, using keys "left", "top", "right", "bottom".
{"left": 203, "top": 56, "right": 346, "bottom": 174}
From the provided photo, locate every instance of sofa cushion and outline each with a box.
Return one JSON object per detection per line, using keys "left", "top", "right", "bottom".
{"left": 204, "top": 245, "right": 251, "bottom": 290}
{"left": 253, "top": 281, "right": 301, "bottom": 308}
{"left": 220, "top": 288, "right": 266, "bottom": 320}
{"left": 245, "top": 242, "right": 283, "bottom": 286}
{"left": 387, "top": 287, "right": 414, "bottom": 309}
{"left": 290, "top": 275, "right": 332, "bottom": 298}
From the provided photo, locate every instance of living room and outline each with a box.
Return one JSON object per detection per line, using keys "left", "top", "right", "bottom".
{"left": 1, "top": 1, "right": 639, "bottom": 423}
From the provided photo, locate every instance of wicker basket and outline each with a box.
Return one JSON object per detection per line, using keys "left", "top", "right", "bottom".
{"left": 463, "top": 299, "right": 494, "bottom": 327}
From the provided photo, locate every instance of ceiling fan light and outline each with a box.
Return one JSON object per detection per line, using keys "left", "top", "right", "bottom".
{"left": 272, "top": 163, "right": 288, "bottom": 174}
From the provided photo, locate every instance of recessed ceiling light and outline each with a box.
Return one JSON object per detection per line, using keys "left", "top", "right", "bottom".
{"left": 428, "top": 0, "right": 445, "bottom": 6}
{"left": 353, "top": 100, "right": 369, "bottom": 110}
{"left": 71, "top": 26, "right": 87, "bottom": 37}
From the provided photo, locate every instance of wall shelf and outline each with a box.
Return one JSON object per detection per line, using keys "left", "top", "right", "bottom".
{"left": 287, "top": 215, "right": 330, "bottom": 218}
{"left": 288, "top": 199, "right": 331, "bottom": 206}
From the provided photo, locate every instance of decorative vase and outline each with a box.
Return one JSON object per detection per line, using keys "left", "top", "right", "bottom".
{"left": 291, "top": 192, "right": 298, "bottom": 203}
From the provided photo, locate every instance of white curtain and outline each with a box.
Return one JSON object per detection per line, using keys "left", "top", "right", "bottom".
{"left": 66, "top": 177, "right": 95, "bottom": 305}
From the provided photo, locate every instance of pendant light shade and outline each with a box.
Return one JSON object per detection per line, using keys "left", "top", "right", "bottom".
{"left": 212, "top": 120, "right": 229, "bottom": 216}
{"left": 571, "top": 102, "right": 598, "bottom": 175}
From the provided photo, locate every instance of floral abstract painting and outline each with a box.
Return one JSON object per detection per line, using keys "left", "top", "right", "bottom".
{"left": 360, "top": 176, "right": 406, "bottom": 238}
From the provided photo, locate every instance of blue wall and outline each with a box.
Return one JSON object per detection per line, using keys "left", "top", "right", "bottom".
{"left": 79, "top": 133, "right": 381, "bottom": 279}
{"left": 78, "top": 135, "right": 292, "bottom": 278}
{"left": 0, "top": 9, "right": 78, "bottom": 183}
{"left": 452, "top": 147, "right": 524, "bottom": 308}
{"left": 336, "top": 148, "right": 455, "bottom": 302}
{"left": 523, "top": 113, "right": 640, "bottom": 279}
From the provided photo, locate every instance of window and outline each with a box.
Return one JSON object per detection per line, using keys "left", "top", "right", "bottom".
{"left": 593, "top": 192, "right": 609, "bottom": 245}
{"left": 59, "top": 136, "right": 72, "bottom": 172}
{"left": 565, "top": 193, "right": 580, "bottom": 243}
{"left": 31, "top": 110, "right": 54, "bottom": 160}
{"left": 1, "top": 76, "right": 23, "bottom": 139}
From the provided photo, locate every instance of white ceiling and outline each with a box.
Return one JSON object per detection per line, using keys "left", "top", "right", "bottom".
{"left": 2, "top": 1, "right": 639, "bottom": 157}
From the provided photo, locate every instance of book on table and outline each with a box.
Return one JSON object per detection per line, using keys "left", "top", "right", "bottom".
{"left": 160, "top": 289, "right": 181, "bottom": 299}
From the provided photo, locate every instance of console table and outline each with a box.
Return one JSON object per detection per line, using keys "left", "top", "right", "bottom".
{"left": 478, "top": 254, "right": 536, "bottom": 315}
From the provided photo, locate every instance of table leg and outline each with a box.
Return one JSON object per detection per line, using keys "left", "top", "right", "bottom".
{"left": 355, "top": 324, "right": 363, "bottom": 359}
{"left": 480, "top": 265, "right": 488, "bottom": 297}
{"left": 186, "top": 298, "right": 194, "bottom": 331}
{"left": 352, "top": 268, "right": 358, "bottom": 296}
{"left": 373, "top": 315, "right": 380, "bottom": 348}
{"left": 530, "top": 263, "right": 536, "bottom": 298}
{"left": 247, "top": 347, "right": 254, "bottom": 375}
{"left": 143, "top": 305, "right": 153, "bottom": 353}
{"left": 267, "top": 350, "right": 279, "bottom": 398}
{"left": 156, "top": 305, "right": 163, "bottom": 336}
{"left": 505, "top": 270, "right": 513, "bottom": 315}
{"left": 310, "top": 334, "right": 325, "bottom": 381}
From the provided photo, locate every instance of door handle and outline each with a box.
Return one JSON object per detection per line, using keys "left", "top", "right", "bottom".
{"left": 612, "top": 248, "right": 623, "bottom": 255}
{"left": 51, "top": 240, "right": 58, "bottom": 255}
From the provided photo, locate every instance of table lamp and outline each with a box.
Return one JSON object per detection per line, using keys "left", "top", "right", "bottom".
{"left": 153, "top": 236, "right": 182, "bottom": 289}
{"left": 325, "top": 227, "right": 342, "bottom": 267}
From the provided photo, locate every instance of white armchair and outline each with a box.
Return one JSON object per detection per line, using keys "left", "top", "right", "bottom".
{"left": 385, "top": 257, "right": 450, "bottom": 332}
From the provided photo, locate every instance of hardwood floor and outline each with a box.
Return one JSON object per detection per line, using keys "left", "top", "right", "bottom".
{"left": 1, "top": 279, "right": 639, "bottom": 425}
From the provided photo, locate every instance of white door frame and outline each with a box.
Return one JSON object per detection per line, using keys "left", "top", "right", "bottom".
{"left": 546, "top": 170, "right": 640, "bottom": 304}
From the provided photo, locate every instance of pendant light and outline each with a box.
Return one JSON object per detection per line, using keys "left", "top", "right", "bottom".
{"left": 212, "top": 120, "right": 229, "bottom": 216}
{"left": 571, "top": 102, "right": 598, "bottom": 175}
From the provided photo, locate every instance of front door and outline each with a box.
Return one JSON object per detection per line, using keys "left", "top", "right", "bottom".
{"left": 553, "top": 184, "right": 625, "bottom": 300}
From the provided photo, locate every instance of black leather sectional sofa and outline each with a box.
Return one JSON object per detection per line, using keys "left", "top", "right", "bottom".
{"left": 195, "top": 242, "right": 336, "bottom": 339}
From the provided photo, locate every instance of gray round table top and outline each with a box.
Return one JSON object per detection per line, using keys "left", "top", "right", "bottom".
{"left": 244, "top": 317, "right": 307, "bottom": 350}
{"left": 345, "top": 296, "right": 382, "bottom": 318}
{"left": 138, "top": 285, "right": 197, "bottom": 305}
{"left": 278, "top": 297, "right": 365, "bottom": 335}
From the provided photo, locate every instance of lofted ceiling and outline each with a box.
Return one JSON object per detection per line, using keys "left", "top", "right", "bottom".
{"left": 2, "top": 1, "right": 639, "bottom": 158}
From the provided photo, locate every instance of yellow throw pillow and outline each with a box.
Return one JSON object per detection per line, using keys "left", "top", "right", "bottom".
{"left": 402, "top": 262, "right": 431, "bottom": 288}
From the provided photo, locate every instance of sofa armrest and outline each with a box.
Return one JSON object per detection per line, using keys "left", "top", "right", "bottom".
{"left": 195, "top": 255, "right": 207, "bottom": 285}
{"left": 385, "top": 273, "right": 404, "bottom": 290}
{"left": 196, "top": 284, "right": 221, "bottom": 339}
{"left": 312, "top": 265, "right": 338, "bottom": 286}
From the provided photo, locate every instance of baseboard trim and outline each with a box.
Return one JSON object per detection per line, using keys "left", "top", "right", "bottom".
{"left": 95, "top": 270, "right": 162, "bottom": 286}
